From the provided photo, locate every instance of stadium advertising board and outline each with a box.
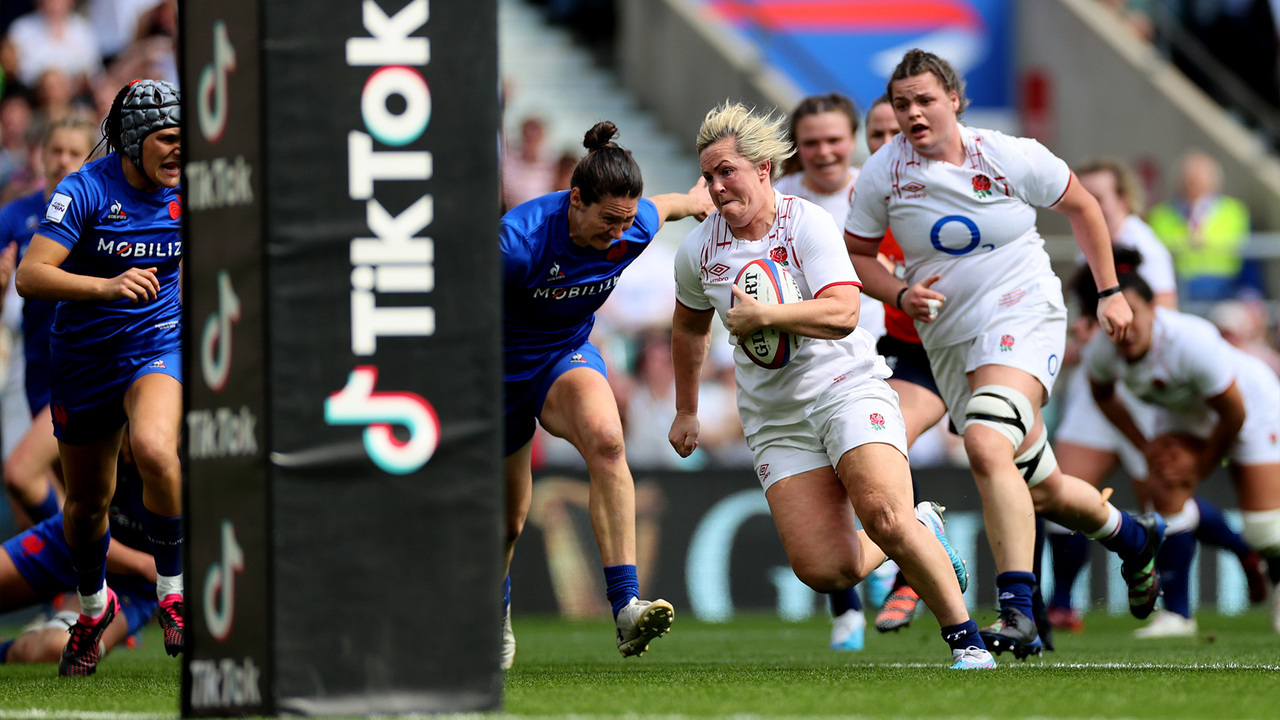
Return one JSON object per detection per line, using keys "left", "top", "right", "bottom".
{"left": 262, "top": 0, "right": 503, "bottom": 714}
{"left": 180, "top": 1, "right": 272, "bottom": 716}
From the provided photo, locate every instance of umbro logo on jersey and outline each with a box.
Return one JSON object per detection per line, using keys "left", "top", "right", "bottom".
{"left": 107, "top": 200, "right": 128, "bottom": 221}
{"left": 901, "top": 182, "right": 926, "bottom": 198}
{"left": 706, "top": 262, "right": 731, "bottom": 282}
{"left": 546, "top": 261, "right": 566, "bottom": 283}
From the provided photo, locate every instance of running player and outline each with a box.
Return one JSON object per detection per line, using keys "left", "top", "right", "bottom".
{"left": 0, "top": 117, "right": 97, "bottom": 531}
{"left": 0, "top": 437, "right": 158, "bottom": 666}
{"left": 501, "top": 120, "right": 712, "bottom": 668}
{"left": 670, "top": 102, "right": 995, "bottom": 669}
{"left": 14, "top": 79, "right": 183, "bottom": 676}
{"left": 1082, "top": 265, "right": 1280, "bottom": 636}
{"left": 844, "top": 49, "right": 1165, "bottom": 659}
{"left": 774, "top": 92, "right": 878, "bottom": 651}
{"left": 1049, "top": 162, "right": 1266, "bottom": 632}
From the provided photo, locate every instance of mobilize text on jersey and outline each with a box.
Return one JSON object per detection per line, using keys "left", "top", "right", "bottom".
{"left": 97, "top": 238, "right": 183, "bottom": 257}
{"left": 532, "top": 275, "right": 619, "bottom": 300}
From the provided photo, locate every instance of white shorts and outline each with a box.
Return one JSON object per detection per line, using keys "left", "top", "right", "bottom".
{"left": 926, "top": 300, "right": 1067, "bottom": 427}
{"left": 749, "top": 374, "right": 909, "bottom": 491}
{"left": 1154, "top": 392, "right": 1280, "bottom": 468}
{"left": 1054, "top": 368, "right": 1152, "bottom": 479}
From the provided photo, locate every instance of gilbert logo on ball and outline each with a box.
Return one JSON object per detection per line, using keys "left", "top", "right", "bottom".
{"left": 733, "top": 258, "right": 803, "bottom": 369}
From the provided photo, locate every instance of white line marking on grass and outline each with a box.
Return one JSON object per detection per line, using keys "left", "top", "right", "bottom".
{"left": 0, "top": 707, "right": 172, "bottom": 712}
{"left": 874, "top": 661, "right": 1280, "bottom": 670}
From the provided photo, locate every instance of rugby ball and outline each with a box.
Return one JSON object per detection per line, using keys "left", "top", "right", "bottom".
{"left": 732, "top": 258, "right": 804, "bottom": 369}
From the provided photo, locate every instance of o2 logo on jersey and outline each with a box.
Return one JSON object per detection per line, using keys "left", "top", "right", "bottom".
{"left": 203, "top": 519, "right": 244, "bottom": 642}
{"left": 325, "top": 365, "right": 440, "bottom": 475}
{"left": 930, "top": 215, "right": 994, "bottom": 256}
{"left": 202, "top": 270, "right": 241, "bottom": 392}
{"left": 198, "top": 20, "right": 237, "bottom": 143}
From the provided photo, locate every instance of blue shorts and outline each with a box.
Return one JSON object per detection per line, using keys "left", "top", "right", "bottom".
{"left": 3, "top": 515, "right": 158, "bottom": 637}
{"left": 504, "top": 340, "right": 607, "bottom": 456}
{"left": 877, "top": 334, "right": 941, "bottom": 398}
{"left": 50, "top": 349, "right": 182, "bottom": 445}
{"left": 25, "top": 353, "right": 50, "bottom": 417}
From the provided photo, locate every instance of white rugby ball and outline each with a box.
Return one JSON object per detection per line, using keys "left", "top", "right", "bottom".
{"left": 732, "top": 258, "right": 803, "bottom": 369}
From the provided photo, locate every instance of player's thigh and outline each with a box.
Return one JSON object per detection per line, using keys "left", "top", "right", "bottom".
{"left": 836, "top": 441, "right": 915, "bottom": 523}
{"left": 1231, "top": 462, "right": 1280, "bottom": 512}
{"left": 123, "top": 372, "right": 183, "bottom": 458}
{"left": 57, "top": 433, "right": 123, "bottom": 508}
{"left": 539, "top": 367, "right": 623, "bottom": 452}
{"left": 764, "top": 465, "right": 859, "bottom": 567}
{"left": 1055, "top": 442, "right": 1119, "bottom": 487}
{"left": 5, "top": 405, "right": 60, "bottom": 486}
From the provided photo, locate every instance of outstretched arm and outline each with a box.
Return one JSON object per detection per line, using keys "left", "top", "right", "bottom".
{"left": 650, "top": 178, "right": 715, "bottom": 229}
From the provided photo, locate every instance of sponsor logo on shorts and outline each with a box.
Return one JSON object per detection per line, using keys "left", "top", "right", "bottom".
{"left": 972, "top": 174, "right": 993, "bottom": 199}
{"left": 870, "top": 413, "right": 885, "bottom": 430}
{"left": 106, "top": 200, "right": 127, "bottom": 221}
{"left": 150, "top": 359, "right": 168, "bottom": 369}
{"left": 757, "top": 463, "right": 770, "bottom": 482}
{"left": 1269, "top": 431, "right": 1277, "bottom": 445}
{"left": 569, "top": 352, "right": 587, "bottom": 364}
{"left": 46, "top": 193, "right": 71, "bottom": 223}
{"left": 52, "top": 404, "right": 67, "bottom": 429}
{"left": 999, "top": 334, "right": 1015, "bottom": 352}
{"left": 769, "top": 246, "right": 788, "bottom": 265}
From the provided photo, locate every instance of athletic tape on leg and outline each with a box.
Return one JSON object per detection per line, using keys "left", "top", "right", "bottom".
{"left": 1014, "top": 428, "right": 1056, "bottom": 488}
{"left": 964, "top": 385, "right": 1034, "bottom": 449}
{"left": 1241, "top": 508, "right": 1280, "bottom": 556}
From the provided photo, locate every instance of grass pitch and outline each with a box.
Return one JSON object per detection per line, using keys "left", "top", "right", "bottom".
{"left": 1, "top": 610, "right": 1277, "bottom": 719}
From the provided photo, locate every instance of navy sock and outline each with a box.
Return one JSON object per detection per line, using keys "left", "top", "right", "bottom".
{"left": 996, "top": 571, "right": 1037, "bottom": 619}
{"left": 1193, "top": 497, "right": 1251, "bottom": 559}
{"left": 69, "top": 530, "right": 111, "bottom": 597}
{"left": 940, "top": 619, "right": 986, "bottom": 652}
{"left": 25, "top": 489, "right": 59, "bottom": 523}
{"left": 603, "top": 564, "right": 638, "bottom": 619}
{"left": 503, "top": 575, "right": 511, "bottom": 612}
{"left": 828, "top": 587, "right": 861, "bottom": 617}
{"left": 1268, "top": 554, "right": 1280, "bottom": 585}
{"left": 1157, "top": 530, "right": 1196, "bottom": 618}
{"left": 1049, "top": 532, "right": 1090, "bottom": 608}
{"left": 144, "top": 510, "right": 183, "bottom": 577}
{"left": 0, "top": 638, "right": 13, "bottom": 663}
{"left": 1099, "top": 512, "right": 1147, "bottom": 563}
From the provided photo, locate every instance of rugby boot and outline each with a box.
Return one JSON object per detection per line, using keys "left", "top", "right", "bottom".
{"left": 1123, "top": 513, "right": 1166, "bottom": 620}
{"left": 979, "top": 607, "right": 1044, "bottom": 660}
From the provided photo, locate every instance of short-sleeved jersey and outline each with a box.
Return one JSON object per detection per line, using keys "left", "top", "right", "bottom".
{"left": 35, "top": 155, "right": 182, "bottom": 361}
{"left": 773, "top": 168, "right": 858, "bottom": 222}
{"left": 845, "top": 126, "right": 1070, "bottom": 347}
{"left": 1084, "top": 307, "right": 1279, "bottom": 434}
{"left": 0, "top": 189, "right": 57, "bottom": 408}
{"left": 674, "top": 191, "right": 879, "bottom": 441}
{"left": 501, "top": 191, "right": 660, "bottom": 379}
{"left": 1071, "top": 214, "right": 1176, "bottom": 299}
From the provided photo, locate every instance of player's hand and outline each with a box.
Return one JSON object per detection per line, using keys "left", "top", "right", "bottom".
{"left": 688, "top": 177, "right": 715, "bottom": 221}
{"left": 1145, "top": 433, "right": 1202, "bottom": 485}
{"left": 669, "top": 412, "right": 701, "bottom": 457}
{"left": 107, "top": 267, "right": 160, "bottom": 302}
{"left": 1097, "top": 291, "right": 1132, "bottom": 342}
{"left": 903, "top": 275, "right": 945, "bottom": 322}
{"left": 726, "top": 284, "right": 767, "bottom": 339}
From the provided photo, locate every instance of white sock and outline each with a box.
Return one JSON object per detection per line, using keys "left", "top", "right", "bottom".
{"left": 1162, "top": 498, "right": 1201, "bottom": 535}
{"left": 1084, "top": 503, "right": 1123, "bottom": 540}
{"left": 79, "top": 587, "right": 108, "bottom": 620}
{"left": 157, "top": 572, "right": 184, "bottom": 601}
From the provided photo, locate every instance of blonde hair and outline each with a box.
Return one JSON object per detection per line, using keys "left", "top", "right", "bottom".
{"left": 1076, "top": 156, "right": 1145, "bottom": 215}
{"left": 696, "top": 102, "right": 794, "bottom": 181}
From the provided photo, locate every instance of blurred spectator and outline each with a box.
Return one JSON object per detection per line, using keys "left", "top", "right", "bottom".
{"left": 620, "top": 330, "right": 704, "bottom": 470}
{"left": 0, "top": 93, "right": 37, "bottom": 202}
{"left": 1095, "top": 0, "right": 1154, "bottom": 41}
{"left": 552, "top": 150, "right": 579, "bottom": 192}
{"left": 101, "top": 0, "right": 176, "bottom": 87}
{"left": 87, "top": 0, "right": 161, "bottom": 63}
{"left": 1147, "top": 150, "right": 1249, "bottom": 301}
{"left": 1209, "top": 298, "right": 1280, "bottom": 375}
{"left": 1, "top": 0, "right": 102, "bottom": 95}
{"left": 502, "top": 115, "right": 556, "bottom": 211}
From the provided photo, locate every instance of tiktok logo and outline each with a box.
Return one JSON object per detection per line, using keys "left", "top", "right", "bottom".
{"left": 204, "top": 520, "right": 244, "bottom": 642}
{"left": 201, "top": 271, "right": 241, "bottom": 392}
{"left": 198, "top": 20, "right": 236, "bottom": 142}
{"left": 324, "top": 365, "right": 440, "bottom": 475}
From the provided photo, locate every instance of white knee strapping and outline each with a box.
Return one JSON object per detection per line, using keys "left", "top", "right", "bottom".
{"left": 965, "top": 385, "right": 1035, "bottom": 449}
{"left": 1242, "top": 508, "right": 1280, "bottom": 556}
{"left": 1162, "top": 497, "right": 1201, "bottom": 535}
{"left": 1013, "top": 428, "right": 1057, "bottom": 488}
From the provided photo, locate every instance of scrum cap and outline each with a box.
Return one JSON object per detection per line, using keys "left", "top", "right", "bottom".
{"left": 119, "top": 79, "right": 181, "bottom": 167}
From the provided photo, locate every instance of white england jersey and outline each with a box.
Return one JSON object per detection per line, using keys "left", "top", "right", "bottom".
{"left": 1072, "top": 214, "right": 1176, "bottom": 296}
{"left": 1084, "top": 307, "right": 1280, "bottom": 436}
{"left": 845, "top": 125, "right": 1070, "bottom": 348}
{"left": 775, "top": 168, "right": 885, "bottom": 338}
{"left": 674, "top": 191, "right": 885, "bottom": 442}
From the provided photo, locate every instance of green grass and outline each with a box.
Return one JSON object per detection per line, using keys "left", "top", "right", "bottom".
{"left": 2, "top": 611, "right": 1278, "bottom": 719}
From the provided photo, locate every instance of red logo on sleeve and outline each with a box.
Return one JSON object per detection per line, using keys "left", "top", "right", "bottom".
{"left": 169, "top": 198, "right": 182, "bottom": 220}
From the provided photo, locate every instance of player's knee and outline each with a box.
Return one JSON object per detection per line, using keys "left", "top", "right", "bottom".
{"left": 128, "top": 429, "right": 179, "bottom": 479}
{"left": 1241, "top": 509, "right": 1280, "bottom": 556}
{"left": 791, "top": 558, "right": 857, "bottom": 593}
{"left": 1013, "top": 430, "right": 1056, "bottom": 488}
{"left": 964, "top": 385, "right": 1033, "bottom": 448}
{"left": 505, "top": 513, "right": 526, "bottom": 546}
{"left": 579, "top": 424, "right": 626, "bottom": 465}
{"left": 858, "top": 503, "right": 906, "bottom": 550}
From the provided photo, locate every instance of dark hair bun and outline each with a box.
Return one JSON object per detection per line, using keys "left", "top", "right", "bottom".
{"left": 582, "top": 121, "right": 619, "bottom": 152}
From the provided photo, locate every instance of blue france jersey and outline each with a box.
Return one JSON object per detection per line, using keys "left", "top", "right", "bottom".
{"left": 1, "top": 190, "right": 57, "bottom": 409}
{"left": 35, "top": 156, "right": 182, "bottom": 360}
{"left": 501, "top": 192, "right": 659, "bottom": 379}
